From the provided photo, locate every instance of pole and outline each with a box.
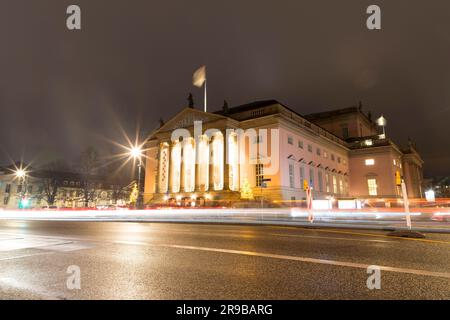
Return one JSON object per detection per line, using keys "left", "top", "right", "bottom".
{"left": 137, "top": 157, "right": 142, "bottom": 209}
{"left": 204, "top": 79, "right": 207, "bottom": 112}
{"left": 307, "top": 188, "right": 314, "bottom": 223}
{"left": 261, "top": 185, "right": 263, "bottom": 209}
{"left": 401, "top": 179, "right": 411, "bottom": 229}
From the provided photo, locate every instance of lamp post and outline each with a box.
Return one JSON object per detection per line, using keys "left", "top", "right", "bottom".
{"left": 130, "top": 146, "right": 143, "bottom": 209}
{"left": 15, "top": 168, "right": 28, "bottom": 208}
{"left": 376, "top": 115, "right": 387, "bottom": 139}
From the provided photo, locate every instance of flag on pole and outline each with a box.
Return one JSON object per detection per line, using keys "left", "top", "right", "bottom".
{"left": 193, "top": 66, "right": 206, "bottom": 87}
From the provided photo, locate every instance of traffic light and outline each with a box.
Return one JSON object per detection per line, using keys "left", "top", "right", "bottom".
{"left": 303, "top": 179, "right": 309, "bottom": 191}
{"left": 395, "top": 170, "right": 402, "bottom": 186}
{"left": 19, "top": 197, "right": 30, "bottom": 209}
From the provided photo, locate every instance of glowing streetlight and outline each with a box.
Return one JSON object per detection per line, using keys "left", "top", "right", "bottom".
{"left": 14, "top": 167, "right": 29, "bottom": 209}
{"left": 15, "top": 168, "right": 26, "bottom": 178}
{"left": 130, "top": 146, "right": 143, "bottom": 159}
{"left": 376, "top": 115, "right": 387, "bottom": 139}
{"left": 129, "top": 145, "right": 144, "bottom": 209}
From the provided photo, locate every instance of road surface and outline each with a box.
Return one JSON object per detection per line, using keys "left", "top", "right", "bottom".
{"left": 0, "top": 220, "right": 449, "bottom": 299}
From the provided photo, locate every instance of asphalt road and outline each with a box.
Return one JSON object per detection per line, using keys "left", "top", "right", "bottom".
{"left": 0, "top": 220, "right": 449, "bottom": 299}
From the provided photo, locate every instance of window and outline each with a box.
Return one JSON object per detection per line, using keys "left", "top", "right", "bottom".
{"left": 307, "top": 144, "right": 313, "bottom": 152}
{"left": 309, "top": 168, "right": 315, "bottom": 189}
{"left": 339, "top": 179, "right": 343, "bottom": 194}
{"left": 342, "top": 127, "right": 349, "bottom": 139}
{"left": 326, "top": 174, "right": 330, "bottom": 193}
{"left": 365, "top": 159, "right": 375, "bottom": 166}
{"left": 332, "top": 176, "right": 338, "bottom": 194}
{"left": 316, "top": 148, "right": 321, "bottom": 156}
{"left": 331, "top": 154, "right": 335, "bottom": 161}
{"left": 364, "top": 139, "right": 373, "bottom": 146}
{"left": 255, "top": 163, "right": 264, "bottom": 187}
{"left": 289, "top": 164, "right": 295, "bottom": 188}
{"left": 287, "top": 136, "right": 293, "bottom": 145}
{"left": 323, "top": 151, "right": 328, "bottom": 159}
{"left": 337, "top": 157, "right": 341, "bottom": 164}
{"left": 3, "top": 196, "right": 9, "bottom": 205}
{"left": 299, "top": 166, "right": 305, "bottom": 185}
{"left": 367, "top": 178, "right": 378, "bottom": 196}
{"left": 298, "top": 140, "right": 304, "bottom": 149}
{"left": 5, "top": 184, "right": 11, "bottom": 193}
{"left": 318, "top": 171, "right": 323, "bottom": 192}
{"left": 253, "top": 135, "right": 263, "bottom": 144}
{"left": 251, "top": 109, "right": 265, "bottom": 117}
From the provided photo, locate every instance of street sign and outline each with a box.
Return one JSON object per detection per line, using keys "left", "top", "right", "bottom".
{"left": 395, "top": 170, "right": 402, "bottom": 186}
{"left": 261, "top": 178, "right": 271, "bottom": 182}
{"left": 303, "top": 179, "right": 309, "bottom": 191}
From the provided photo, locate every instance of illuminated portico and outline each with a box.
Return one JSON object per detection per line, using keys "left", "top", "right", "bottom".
{"left": 144, "top": 100, "right": 423, "bottom": 206}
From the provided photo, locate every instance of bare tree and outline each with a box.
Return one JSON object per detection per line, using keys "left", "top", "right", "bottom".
{"left": 37, "top": 160, "right": 70, "bottom": 206}
{"left": 79, "top": 146, "right": 99, "bottom": 207}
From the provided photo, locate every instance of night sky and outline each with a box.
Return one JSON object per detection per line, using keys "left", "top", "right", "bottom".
{"left": 1, "top": 0, "right": 449, "bottom": 177}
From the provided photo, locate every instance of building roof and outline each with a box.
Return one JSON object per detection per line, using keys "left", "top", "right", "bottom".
{"left": 304, "top": 105, "right": 374, "bottom": 124}
{"left": 213, "top": 99, "right": 280, "bottom": 115}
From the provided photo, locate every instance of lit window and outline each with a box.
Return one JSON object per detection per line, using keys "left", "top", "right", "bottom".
{"left": 365, "top": 159, "right": 375, "bottom": 166}
{"left": 256, "top": 163, "right": 264, "bottom": 187}
{"left": 332, "top": 176, "right": 337, "bottom": 194}
{"left": 364, "top": 139, "right": 373, "bottom": 146}
{"left": 367, "top": 178, "right": 378, "bottom": 196}
{"left": 323, "top": 151, "right": 328, "bottom": 159}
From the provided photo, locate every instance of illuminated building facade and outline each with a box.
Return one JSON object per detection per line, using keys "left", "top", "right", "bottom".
{"left": 0, "top": 165, "right": 130, "bottom": 209}
{"left": 144, "top": 100, "right": 424, "bottom": 206}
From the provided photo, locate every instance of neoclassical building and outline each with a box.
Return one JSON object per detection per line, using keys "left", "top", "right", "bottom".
{"left": 143, "top": 100, "right": 424, "bottom": 206}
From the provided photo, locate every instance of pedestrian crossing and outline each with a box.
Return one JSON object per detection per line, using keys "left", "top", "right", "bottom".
{"left": 0, "top": 233, "right": 95, "bottom": 252}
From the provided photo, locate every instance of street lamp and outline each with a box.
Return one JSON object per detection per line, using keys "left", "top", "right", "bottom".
{"left": 130, "top": 145, "right": 143, "bottom": 209}
{"left": 14, "top": 167, "right": 28, "bottom": 208}
{"left": 376, "top": 115, "right": 387, "bottom": 139}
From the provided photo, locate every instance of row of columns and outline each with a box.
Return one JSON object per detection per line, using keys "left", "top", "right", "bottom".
{"left": 157, "top": 132, "right": 234, "bottom": 195}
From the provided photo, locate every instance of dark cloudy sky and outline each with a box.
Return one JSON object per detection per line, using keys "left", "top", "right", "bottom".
{"left": 0, "top": 0, "right": 449, "bottom": 176}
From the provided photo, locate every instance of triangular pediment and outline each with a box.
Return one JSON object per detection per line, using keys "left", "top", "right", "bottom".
{"left": 154, "top": 108, "right": 229, "bottom": 135}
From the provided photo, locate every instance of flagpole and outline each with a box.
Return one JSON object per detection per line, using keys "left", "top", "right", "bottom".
{"left": 204, "top": 79, "right": 207, "bottom": 112}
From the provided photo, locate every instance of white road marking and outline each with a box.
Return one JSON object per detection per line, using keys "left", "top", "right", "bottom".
{"left": 0, "top": 277, "right": 63, "bottom": 300}
{"left": 0, "top": 252, "right": 54, "bottom": 261}
{"left": 269, "top": 233, "right": 393, "bottom": 243}
{"left": 114, "top": 240, "right": 450, "bottom": 279}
